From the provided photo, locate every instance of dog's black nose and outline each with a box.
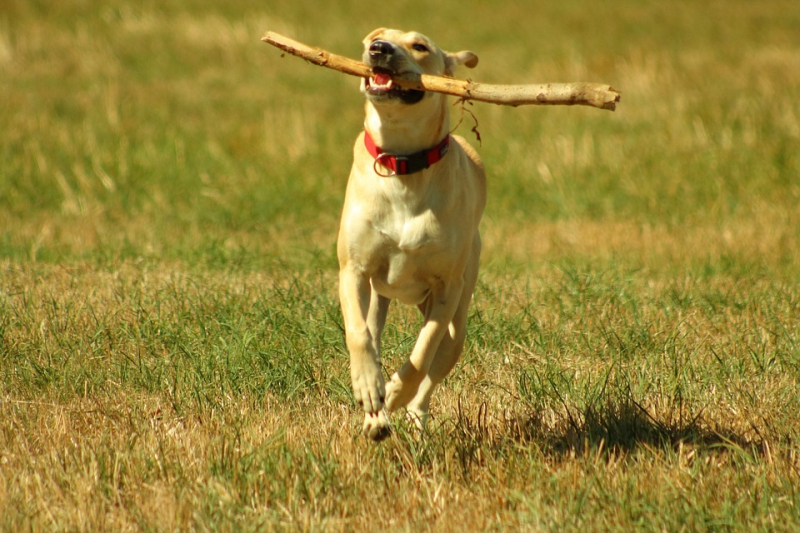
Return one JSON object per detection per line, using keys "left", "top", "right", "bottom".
{"left": 369, "top": 40, "right": 395, "bottom": 57}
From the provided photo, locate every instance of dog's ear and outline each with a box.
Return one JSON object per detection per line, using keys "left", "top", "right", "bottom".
{"left": 444, "top": 50, "right": 479, "bottom": 76}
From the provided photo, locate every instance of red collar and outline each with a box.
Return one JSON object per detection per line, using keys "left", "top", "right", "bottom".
{"left": 364, "top": 131, "right": 450, "bottom": 177}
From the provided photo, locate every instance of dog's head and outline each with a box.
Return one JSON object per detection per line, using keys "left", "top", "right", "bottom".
{"left": 361, "top": 28, "right": 478, "bottom": 105}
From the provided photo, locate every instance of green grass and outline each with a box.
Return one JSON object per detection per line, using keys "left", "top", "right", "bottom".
{"left": 2, "top": 0, "right": 800, "bottom": 531}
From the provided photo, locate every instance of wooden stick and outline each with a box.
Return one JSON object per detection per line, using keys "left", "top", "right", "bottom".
{"left": 261, "top": 31, "right": 620, "bottom": 111}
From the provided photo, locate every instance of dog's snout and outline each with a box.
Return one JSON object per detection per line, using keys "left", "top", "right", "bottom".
{"left": 369, "top": 40, "right": 395, "bottom": 58}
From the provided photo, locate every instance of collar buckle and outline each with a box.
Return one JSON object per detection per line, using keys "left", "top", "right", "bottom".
{"left": 373, "top": 154, "right": 397, "bottom": 177}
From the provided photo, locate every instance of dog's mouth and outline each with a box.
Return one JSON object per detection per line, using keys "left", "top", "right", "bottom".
{"left": 365, "top": 68, "right": 425, "bottom": 104}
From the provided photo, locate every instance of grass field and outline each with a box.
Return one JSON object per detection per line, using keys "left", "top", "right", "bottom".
{"left": 2, "top": 0, "right": 800, "bottom": 530}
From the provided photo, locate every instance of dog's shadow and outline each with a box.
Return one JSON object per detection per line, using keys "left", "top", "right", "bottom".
{"left": 388, "top": 394, "right": 770, "bottom": 476}
{"left": 504, "top": 397, "right": 759, "bottom": 456}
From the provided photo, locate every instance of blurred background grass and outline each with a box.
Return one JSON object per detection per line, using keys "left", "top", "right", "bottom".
{"left": 2, "top": 0, "right": 798, "bottom": 275}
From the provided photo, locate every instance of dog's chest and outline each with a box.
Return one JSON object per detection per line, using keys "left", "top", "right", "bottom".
{"left": 365, "top": 204, "right": 456, "bottom": 302}
{"left": 388, "top": 202, "right": 444, "bottom": 247}
{"left": 379, "top": 205, "right": 443, "bottom": 251}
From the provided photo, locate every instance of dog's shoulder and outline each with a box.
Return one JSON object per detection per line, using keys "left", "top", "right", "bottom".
{"left": 450, "top": 135, "right": 486, "bottom": 201}
{"left": 351, "top": 130, "right": 367, "bottom": 155}
{"left": 450, "top": 134, "right": 485, "bottom": 172}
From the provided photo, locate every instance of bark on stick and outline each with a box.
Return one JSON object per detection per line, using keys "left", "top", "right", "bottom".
{"left": 261, "top": 31, "right": 620, "bottom": 111}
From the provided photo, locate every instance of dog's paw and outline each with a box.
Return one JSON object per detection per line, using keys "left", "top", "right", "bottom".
{"left": 406, "top": 407, "right": 430, "bottom": 431}
{"left": 363, "top": 410, "right": 391, "bottom": 441}
{"left": 384, "top": 364, "right": 425, "bottom": 412}
{"left": 351, "top": 364, "right": 385, "bottom": 414}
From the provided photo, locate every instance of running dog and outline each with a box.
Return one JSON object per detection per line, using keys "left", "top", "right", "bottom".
{"left": 337, "top": 28, "right": 485, "bottom": 440}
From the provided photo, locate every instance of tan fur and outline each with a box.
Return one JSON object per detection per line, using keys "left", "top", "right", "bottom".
{"left": 337, "top": 29, "right": 485, "bottom": 440}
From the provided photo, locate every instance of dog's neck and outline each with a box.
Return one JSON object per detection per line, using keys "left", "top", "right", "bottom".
{"left": 364, "top": 95, "right": 449, "bottom": 155}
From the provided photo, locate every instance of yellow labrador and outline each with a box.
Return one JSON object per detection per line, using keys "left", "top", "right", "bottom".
{"left": 337, "top": 28, "right": 485, "bottom": 440}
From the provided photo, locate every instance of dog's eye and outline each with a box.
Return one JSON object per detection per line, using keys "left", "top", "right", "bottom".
{"left": 411, "top": 43, "right": 429, "bottom": 53}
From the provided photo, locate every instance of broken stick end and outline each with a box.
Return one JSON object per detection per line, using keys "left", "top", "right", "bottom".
{"left": 594, "top": 86, "right": 621, "bottom": 111}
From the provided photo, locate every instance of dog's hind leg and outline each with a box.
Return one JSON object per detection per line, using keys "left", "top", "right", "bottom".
{"left": 404, "top": 282, "right": 472, "bottom": 429}
{"left": 386, "top": 234, "right": 482, "bottom": 416}
{"left": 406, "top": 234, "right": 481, "bottom": 429}
{"left": 383, "top": 275, "right": 464, "bottom": 412}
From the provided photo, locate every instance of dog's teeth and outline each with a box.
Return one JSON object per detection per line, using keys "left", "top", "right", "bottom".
{"left": 371, "top": 73, "right": 393, "bottom": 89}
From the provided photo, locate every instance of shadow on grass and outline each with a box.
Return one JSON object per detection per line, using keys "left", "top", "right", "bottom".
{"left": 429, "top": 393, "right": 770, "bottom": 470}
{"left": 504, "top": 395, "right": 761, "bottom": 457}
{"left": 369, "top": 394, "right": 785, "bottom": 484}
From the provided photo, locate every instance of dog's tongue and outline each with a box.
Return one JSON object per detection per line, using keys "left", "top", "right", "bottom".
{"left": 373, "top": 72, "right": 392, "bottom": 86}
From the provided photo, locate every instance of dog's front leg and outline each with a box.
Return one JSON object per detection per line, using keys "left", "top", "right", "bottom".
{"left": 339, "top": 266, "right": 390, "bottom": 440}
{"left": 384, "top": 276, "right": 465, "bottom": 412}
